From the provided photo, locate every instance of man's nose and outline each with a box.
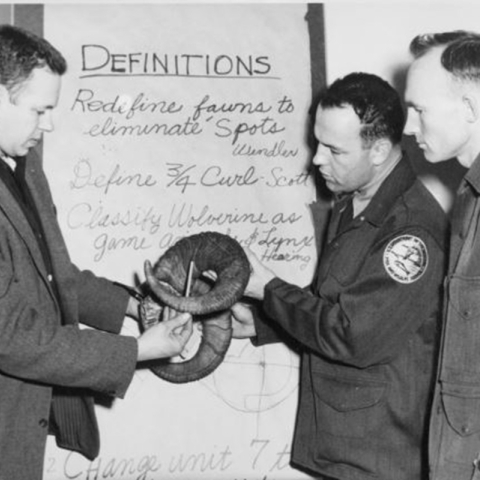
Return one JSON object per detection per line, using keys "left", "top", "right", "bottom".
{"left": 404, "top": 109, "right": 419, "bottom": 136}
{"left": 313, "top": 144, "right": 330, "bottom": 166}
{"left": 39, "top": 111, "right": 54, "bottom": 132}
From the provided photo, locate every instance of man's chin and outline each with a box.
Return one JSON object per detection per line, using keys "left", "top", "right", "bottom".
{"left": 425, "top": 156, "right": 450, "bottom": 164}
{"left": 17, "top": 146, "right": 33, "bottom": 157}
{"left": 422, "top": 150, "right": 448, "bottom": 164}
{"left": 325, "top": 182, "right": 338, "bottom": 193}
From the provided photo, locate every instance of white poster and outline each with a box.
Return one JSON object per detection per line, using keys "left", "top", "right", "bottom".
{"left": 42, "top": 4, "right": 318, "bottom": 479}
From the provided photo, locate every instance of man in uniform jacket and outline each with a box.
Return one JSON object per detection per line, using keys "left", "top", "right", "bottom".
{"left": 230, "top": 72, "right": 448, "bottom": 480}
{"left": 0, "top": 25, "right": 193, "bottom": 480}
{"left": 404, "top": 30, "right": 480, "bottom": 480}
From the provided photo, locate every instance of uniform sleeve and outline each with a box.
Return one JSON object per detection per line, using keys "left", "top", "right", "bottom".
{"left": 261, "top": 226, "right": 445, "bottom": 368}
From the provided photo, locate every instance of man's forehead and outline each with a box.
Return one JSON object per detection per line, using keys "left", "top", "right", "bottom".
{"left": 406, "top": 48, "right": 454, "bottom": 97}
{"left": 315, "top": 105, "right": 362, "bottom": 142}
{"left": 316, "top": 104, "right": 358, "bottom": 121}
{"left": 409, "top": 48, "right": 445, "bottom": 78}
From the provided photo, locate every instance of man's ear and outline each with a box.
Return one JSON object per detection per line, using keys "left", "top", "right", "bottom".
{"left": 370, "top": 138, "right": 392, "bottom": 166}
{"left": 462, "top": 93, "right": 480, "bottom": 123}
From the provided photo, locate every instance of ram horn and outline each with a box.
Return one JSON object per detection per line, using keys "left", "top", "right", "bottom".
{"left": 141, "top": 231, "right": 250, "bottom": 383}
{"left": 140, "top": 279, "right": 233, "bottom": 383}
{"left": 144, "top": 231, "right": 250, "bottom": 315}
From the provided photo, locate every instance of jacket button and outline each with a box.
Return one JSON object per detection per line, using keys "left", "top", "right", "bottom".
{"left": 461, "top": 424, "right": 470, "bottom": 434}
{"left": 38, "top": 418, "right": 48, "bottom": 428}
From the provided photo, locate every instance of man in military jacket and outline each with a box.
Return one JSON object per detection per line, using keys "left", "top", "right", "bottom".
{"left": 405, "top": 30, "right": 480, "bottom": 480}
{"left": 231, "top": 72, "right": 448, "bottom": 480}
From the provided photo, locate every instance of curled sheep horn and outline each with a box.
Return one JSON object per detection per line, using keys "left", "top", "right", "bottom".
{"left": 141, "top": 231, "right": 250, "bottom": 383}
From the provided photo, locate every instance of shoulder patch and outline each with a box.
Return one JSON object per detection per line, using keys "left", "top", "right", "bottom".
{"left": 383, "top": 234, "right": 428, "bottom": 284}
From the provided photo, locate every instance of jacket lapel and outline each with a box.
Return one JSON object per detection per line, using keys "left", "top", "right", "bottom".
{"left": 0, "top": 173, "right": 48, "bottom": 278}
{"left": 23, "top": 154, "right": 78, "bottom": 323}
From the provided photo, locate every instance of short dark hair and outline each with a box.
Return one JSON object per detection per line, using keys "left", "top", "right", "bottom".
{"left": 318, "top": 72, "right": 405, "bottom": 146}
{"left": 0, "top": 24, "right": 67, "bottom": 95}
{"left": 410, "top": 30, "right": 480, "bottom": 83}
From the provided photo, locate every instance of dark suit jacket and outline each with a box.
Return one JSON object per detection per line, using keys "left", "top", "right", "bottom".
{"left": 0, "top": 152, "right": 138, "bottom": 480}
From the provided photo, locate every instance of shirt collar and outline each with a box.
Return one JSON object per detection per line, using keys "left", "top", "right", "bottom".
{"left": 0, "top": 155, "right": 16, "bottom": 172}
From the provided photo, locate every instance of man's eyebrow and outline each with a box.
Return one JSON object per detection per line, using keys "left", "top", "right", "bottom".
{"left": 404, "top": 100, "right": 419, "bottom": 107}
{"left": 320, "top": 140, "right": 343, "bottom": 151}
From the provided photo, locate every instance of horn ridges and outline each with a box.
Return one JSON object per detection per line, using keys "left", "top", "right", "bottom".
{"left": 145, "top": 231, "right": 250, "bottom": 315}
{"left": 141, "top": 231, "right": 250, "bottom": 383}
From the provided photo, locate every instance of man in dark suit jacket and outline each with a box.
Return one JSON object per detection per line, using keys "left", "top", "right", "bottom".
{"left": 0, "top": 25, "right": 193, "bottom": 480}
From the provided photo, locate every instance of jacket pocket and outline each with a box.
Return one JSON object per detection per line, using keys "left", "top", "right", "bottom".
{"left": 442, "top": 276, "right": 480, "bottom": 383}
{"left": 448, "top": 275, "right": 480, "bottom": 322}
{"left": 313, "top": 371, "right": 386, "bottom": 439}
{"left": 327, "top": 239, "right": 371, "bottom": 287}
{"left": 442, "top": 383, "right": 480, "bottom": 437}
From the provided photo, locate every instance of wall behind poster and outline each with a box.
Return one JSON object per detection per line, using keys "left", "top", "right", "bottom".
{"left": 36, "top": 4, "right": 323, "bottom": 480}
{"left": 323, "top": 1, "right": 480, "bottom": 209}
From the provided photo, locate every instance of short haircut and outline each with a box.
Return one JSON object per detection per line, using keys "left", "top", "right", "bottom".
{"left": 0, "top": 24, "right": 67, "bottom": 96}
{"left": 318, "top": 72, "right": 405, "bottom": 146}
{"left": 410, "top": 30, "right": 480, "bottom": 83}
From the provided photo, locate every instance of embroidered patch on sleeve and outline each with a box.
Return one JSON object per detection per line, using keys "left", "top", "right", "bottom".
{"left": 383, "top": 235, "right": 428, "bottom": 284}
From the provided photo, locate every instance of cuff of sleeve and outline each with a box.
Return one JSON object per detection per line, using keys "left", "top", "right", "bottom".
{"left": 251, "top": 280, "right": 285, "bottom": 346}
{"left": 106, "top": 335, "right": 138, "bottom": 399}
{"left": 265, "top": 276, "right": 285, "bottom": 293}
{"left": 107, "top": 285, "right": 130, "bottom": 333}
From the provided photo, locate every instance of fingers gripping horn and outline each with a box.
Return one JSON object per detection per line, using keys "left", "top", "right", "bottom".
{"left": 141, "top": 231, "right": 250, "bottom": 383}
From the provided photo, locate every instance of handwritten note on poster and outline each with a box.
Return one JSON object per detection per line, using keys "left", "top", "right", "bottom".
{"left": 42, "top": 4, "right": 318, "bottom": 479}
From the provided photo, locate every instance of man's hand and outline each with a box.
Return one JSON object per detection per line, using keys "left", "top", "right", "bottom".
{"left": 243, "top": 247, "right": 276, "bottom": 300}
{"left": 230, "top": 302, "right": 257, "bottom": 339}
{"left": 137, "top": 306, "right": 193, "bottom": 362}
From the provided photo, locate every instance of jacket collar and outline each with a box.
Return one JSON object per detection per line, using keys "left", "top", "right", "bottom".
{"left": 464, "top": 153, "right": 480, "bottom": 194}
{"left": 354, "top": 152, "right": 416, "bottom": 227}
{"left": 0, "top": 157, "right": 47, "bottom": 272}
